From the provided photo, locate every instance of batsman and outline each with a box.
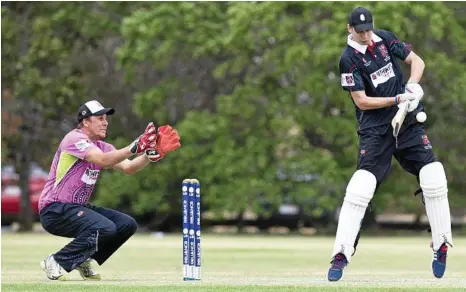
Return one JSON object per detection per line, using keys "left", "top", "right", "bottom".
{"left": 328, "top": 7, "right": 454, "bottom": 281}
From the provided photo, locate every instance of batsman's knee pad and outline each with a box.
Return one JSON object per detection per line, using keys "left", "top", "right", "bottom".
{"left": 420, "top": 162, "right": 447, "bottom": 199}
{"left": 419, "top": 162, "right": 452, "bottom": 249}
{"left": 344, "top": 169, "right": 377, "bottom": 208}
{"left": 331, "top": 170, "right": 376, "bottom": 261}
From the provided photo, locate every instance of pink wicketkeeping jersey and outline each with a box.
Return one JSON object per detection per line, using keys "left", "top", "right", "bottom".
{"left": 38, "top": 129, "right": 116, "bottom": 212}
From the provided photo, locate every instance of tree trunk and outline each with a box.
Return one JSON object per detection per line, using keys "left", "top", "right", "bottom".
{"left": 17, "top": 2, "right": 34, "bottom": 232}
{"left": 17, "top": 149, "right": 33, "bottom": 232}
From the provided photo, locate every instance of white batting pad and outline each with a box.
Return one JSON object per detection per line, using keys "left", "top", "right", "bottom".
{"left": 331, "top": 170, "right": 377, "bottom": 261}
{"left": 420, "top": 162, "right": 453, "bottom": 250}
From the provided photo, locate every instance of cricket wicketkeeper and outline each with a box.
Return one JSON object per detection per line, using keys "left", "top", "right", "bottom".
{"left": 328, "top": 7, "right": 453, "bottom": 282}
{"left": 38, "top": 100, "right": 181, "bottom": 280}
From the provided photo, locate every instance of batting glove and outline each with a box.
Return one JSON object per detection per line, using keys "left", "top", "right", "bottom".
{"left": 395, "top": 93, "right": 418, "bottom": 107}
{"left": 405, "top": 82, "right": 424, "bottom": 99}
{"left": 405, "top": 82, "right": 424, "bottom": 112}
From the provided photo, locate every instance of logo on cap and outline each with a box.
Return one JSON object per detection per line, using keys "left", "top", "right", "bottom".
{"left": 360, "top": 14, "right": 365, "bottom": 21}
{"left": 82, "top": 110, "right": 87, "bottom": 115}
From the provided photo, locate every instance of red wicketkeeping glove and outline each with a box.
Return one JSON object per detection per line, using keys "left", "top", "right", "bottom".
{"left": 129, "top": 122, "right": 157, "bottom": 154}
{"left": 146, "top": 125, "right": 181, "bottom": 162}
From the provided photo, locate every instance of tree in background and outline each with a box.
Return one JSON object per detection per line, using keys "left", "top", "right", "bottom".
{"left": 1, "top": 2, "right": 141, "bottom": 230}
{"left": 113, "top": 2, "right": 466, "bottom": 229}
{"left": 2, "top": 2, "right": 465, "bottom": 231}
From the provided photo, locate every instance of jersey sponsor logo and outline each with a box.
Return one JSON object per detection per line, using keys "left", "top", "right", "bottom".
{"left": 75, "top": 139, "right": 91, "bottom": 152}
{"left": 341, "top": 73, "right": 355, "bottom": 86}
{"left": 370, "top": 63, "right": 395, "bottom": 88}
{"left": 81, "top": 168, "right": 100, "bottom": 185}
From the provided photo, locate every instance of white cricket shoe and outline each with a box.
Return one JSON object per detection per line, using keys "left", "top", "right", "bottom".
{"left": 76, "top": 258, "right": 101, "bottom": 280}
{"left": 40, "top": 254, "right": 67, "bottom": 281}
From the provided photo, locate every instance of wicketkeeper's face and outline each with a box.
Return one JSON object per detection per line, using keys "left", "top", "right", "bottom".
{"left": 83, "top": 115, "right": 108, "bottom": 140}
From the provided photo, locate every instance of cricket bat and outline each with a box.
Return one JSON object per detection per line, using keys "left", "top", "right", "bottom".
{"left": 392, "top": 101, "right": 409, "bottom": 137}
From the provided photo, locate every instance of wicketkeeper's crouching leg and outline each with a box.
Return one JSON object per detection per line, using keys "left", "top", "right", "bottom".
{"left": 328, "top": 169, "right": 377, "bottom": 282}
{"left": 419, "top": 161, "right": 453, "bottom": 278}
{"left": 40, "top": 203, "right": 138, "bottom": 281}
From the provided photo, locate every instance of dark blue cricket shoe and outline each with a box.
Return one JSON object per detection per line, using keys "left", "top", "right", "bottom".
{"left": 327, "top": 253, "right": 348, "bottom": 282}
{"left": 432, "top": 243, "right": 449, "bottom": 278}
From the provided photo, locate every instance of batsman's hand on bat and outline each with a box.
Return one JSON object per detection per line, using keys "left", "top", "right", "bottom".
{"left": 395, "top": 92, "right": 418, "bottom": 107}
{"left": 405, "top": 82, "right": 424, "bottom": 112}
{"left": 146, "top": 125, "right": 181, "bottom": 163}
{"left": 129, "top": 122, "right": 157, "bottom": 154}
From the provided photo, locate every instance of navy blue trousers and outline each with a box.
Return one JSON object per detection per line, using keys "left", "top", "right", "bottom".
{"left": 40, "top": 202, "right": 138, "bottom": 272}
{"left": 352, "top": 121, "right": 436, "bottom": 254}
{"left": 357, "top": 121, "right": 436, "bottom": 184}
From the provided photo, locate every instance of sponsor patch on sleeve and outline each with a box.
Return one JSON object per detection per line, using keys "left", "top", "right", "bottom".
{"left": 341, "top": 73, "right": 355, "bottom": 86}
{"left": 75, "top": 139, "right": 91, "bottom": 152}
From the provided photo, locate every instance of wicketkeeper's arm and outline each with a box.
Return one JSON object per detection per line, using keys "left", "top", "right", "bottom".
{"left": 85, "top": 122, "right": 157, "bottom": 168}
{"left": 113, "top": 155, "right": 151, "bottom": 174}
{"left": 85, "top": 147, "right": 134, "bottom": 169}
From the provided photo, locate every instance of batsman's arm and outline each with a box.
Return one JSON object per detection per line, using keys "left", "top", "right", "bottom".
{"left": 383, "top": 30, "right": 424, "bottom": 83}
{"left": 350, "top": 91, "right": 399, "bottom": 110}
{"left": 404, "top": 51, "right": 425, "bottom": 84}
{"left": 113, "top": 155, "right": 151, "bottom": 175}
{"left": 341, "top": 59, "right": 411, "bottom": 111}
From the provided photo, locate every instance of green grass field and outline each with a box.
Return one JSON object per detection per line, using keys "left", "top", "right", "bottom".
{"left": 1, "top": 233, "right": 465, "bottom": 292}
